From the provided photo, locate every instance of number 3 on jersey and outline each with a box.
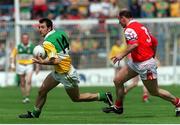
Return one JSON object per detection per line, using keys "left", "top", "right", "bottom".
{"left": 141, "top": 26, "right": 151, "bottom": 43}
{"left": 56, "top": 35, "right": 69, "bottom": 54}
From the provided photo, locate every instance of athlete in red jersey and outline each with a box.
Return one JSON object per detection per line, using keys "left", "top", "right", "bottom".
{"left": 124, "top": 20, "right": 157, "bottom": 62}
{"left": 103, "top": 9, "right": 180, "bottom": 117}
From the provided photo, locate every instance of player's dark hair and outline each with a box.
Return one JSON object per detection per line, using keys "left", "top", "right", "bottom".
{"left": 39, "top": 18, "right": 53, "bottom": 30}
{"left": 22, "top": 33, "right": 29, "bottom": 36}
{"left": 119, "top": 9, "right": 133, "bottom": 18}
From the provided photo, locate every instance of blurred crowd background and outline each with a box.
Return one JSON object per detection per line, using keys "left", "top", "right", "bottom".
{"left": 0, "top": 0, "right": 180, "bottom": 71}
{"left": 0, "top": 0, "right": 179, "bottom": 21}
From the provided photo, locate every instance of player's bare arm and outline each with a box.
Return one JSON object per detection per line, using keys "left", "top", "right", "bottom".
{"left": 112, "top": 43, "right": 138, "bottom": 64}
{"left": 32, "top": 56, "right": 60, "bottom": 65}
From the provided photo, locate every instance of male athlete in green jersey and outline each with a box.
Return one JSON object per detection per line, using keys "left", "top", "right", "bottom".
{"left": 10, "top": 33, "right": 39, "bottom": 103}
{"left": 19, "top": 18, "right": 113, "bottom": 118}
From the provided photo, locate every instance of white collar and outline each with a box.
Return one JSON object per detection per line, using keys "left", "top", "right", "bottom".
{"left": 127, "top": 19, "right": 137, "bottom": 26}
{"left": 44, "top": 29, "right": 55, "bottom": 39}
{"left": 21, "top": 42, "right": 31, "bottom": 47}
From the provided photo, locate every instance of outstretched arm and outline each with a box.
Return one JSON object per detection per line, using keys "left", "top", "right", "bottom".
{"left": 32, "top": 56, "right": 61, "bottom": 65}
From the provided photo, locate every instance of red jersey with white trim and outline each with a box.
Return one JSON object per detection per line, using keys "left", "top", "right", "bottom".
{"left": 124, "top": 20, "right": 158, "bottom": 62}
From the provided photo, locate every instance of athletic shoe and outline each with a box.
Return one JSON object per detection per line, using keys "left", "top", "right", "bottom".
{"left": 22, "top": 98, "right": 30, "bottom": 104}
{"left": 19, "top": 111, "right": 38, "bottom": 118}
{"left": 102, "top": 105, "right": 123, "bottom": 114}
{"left": 142, "top": 95, "right": 149, "bottom": 103}
{"left": 143, "top": 98, "right": 149, "bottom": 103}
{"left": 175, "top": 107, "right": 180, "bottom": 117}
{"left": 174, "top": 98, "right": 180, "bottom": 116}
{"left": 104, "top": 92, "right": 113, "bottom": 106}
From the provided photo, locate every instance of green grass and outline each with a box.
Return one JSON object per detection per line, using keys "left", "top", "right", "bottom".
{"left": 0, "top": 85, "right": 180, "bottom": 124}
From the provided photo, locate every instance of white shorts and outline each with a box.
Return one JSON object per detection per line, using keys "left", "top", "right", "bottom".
{"left": 51, "top": 66, "right": 80, "bottom": 89}
{"left": 127, "top": 58, "right": 157, "bottom": 80}
{"left": 16, "top": 63, "right": 33, "bottom": 75}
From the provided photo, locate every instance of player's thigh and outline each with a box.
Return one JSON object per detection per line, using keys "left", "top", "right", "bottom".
{"left": 25, "top": 64, "right": 33, "bottom": 77}
{"left": 26, "top": 72, "right": 33, "bottom": 84}
{"left": 114, "top": 64, "right": 138, "bottom": 84}
{"left": 39, "top": 73, "right": 59, "bottom": 94}
{"left": 25, "top": 65, "right": 33, "bottom": 83}
{"left": 142, "top": 79, "right": 158, "bottom": 95}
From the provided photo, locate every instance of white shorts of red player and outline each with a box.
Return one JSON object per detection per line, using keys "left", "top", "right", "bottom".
{"left": 127, "top": 58, "right": 157, "bottom": 80}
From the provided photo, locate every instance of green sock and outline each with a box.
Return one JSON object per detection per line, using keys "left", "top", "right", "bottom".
{"left": 98, "top": 92, "right": 106, "bottom": 101}
{"left": 32, "top": 106, "right": 41, "bottom": 118}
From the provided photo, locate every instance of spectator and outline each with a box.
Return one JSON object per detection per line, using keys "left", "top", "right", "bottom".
{"left": 129, "top": 0, "right": 141, "bottom": 18}
{"left": 155, "top": 0, "right": 169, "bottom": 17}
{"left": 109, "top": 0, "right": 119, "bottom": 18}
{"left": 141, "top": 0, "right": 155, "bottom": 18}
{"left": 70, "top": 37, "right": 83, "bottom": 69}
{"left": 20, "top": 0, "right": 32, "bottom": 20}
{"left": 47, "top": 0, "right": 59, "bottom": 18}
{"left": 0, "top": 43, "right": 5, "bottom": 71}
{"left": 89, "top": 40, "right": 99, "bottom": 67}
{"left": 169, "top": 0, "right": 180, "bottom": 17}
{"left": 0, "top": 20, "right": 9, "bottom": 43}
{"left": 77, "top": 0, "right": 89, "bottom": 18}
{"left": 47, "top": 12, "right": 56, "bottom": 20}
{"left": 67, "top": 6, "right": 82, "bottom": 20}
{"left": 81, "top": 40, "right": 91, "bottom": 68}
{"left": 89, "top": 0, "right": 102, "bottom": 18}
{"left": 101, "top": 0, "right": 111, "bottom": 18}
{"left": 32, "top": 0, "right": 48, "bottom": 19}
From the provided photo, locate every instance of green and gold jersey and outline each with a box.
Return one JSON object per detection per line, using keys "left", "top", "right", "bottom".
{"left": 11, "top": 42, "right": 35, "bottom": 64}
{"left": 43, "top": 29, "right": 71, "bottom": 73}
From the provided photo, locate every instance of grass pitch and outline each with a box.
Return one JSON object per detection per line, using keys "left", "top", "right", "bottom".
{"left": 0, "top": 85, "right": 180, "bottom": 124}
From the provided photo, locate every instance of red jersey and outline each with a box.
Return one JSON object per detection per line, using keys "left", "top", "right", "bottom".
{"left": 124, "top": 20, "right": 158, "bottom": 62}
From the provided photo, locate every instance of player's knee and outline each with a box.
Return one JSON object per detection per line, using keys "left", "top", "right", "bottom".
{"left": 20, "top": 83, "right": 25, "bottom": 87}
{"left": 27, "top": 80, "right": 32, "bottom": 84}
{"left": 113, "top": 78, "right": 119, "bottom": 85}
{"left": 113, "top": 78, "right": 123, "bottom": 88}
{"left": 27, "top": 81, "right": 31, "bottom": 86}
{"left": 133, "top": 83, "right": 138, "bottom": 87}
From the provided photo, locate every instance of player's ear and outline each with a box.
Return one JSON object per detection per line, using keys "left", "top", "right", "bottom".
{"left": 48, "top": 28, "right": 51, "bottom": 32}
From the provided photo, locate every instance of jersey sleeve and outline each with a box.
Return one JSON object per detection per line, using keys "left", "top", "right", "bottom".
{"left": 10, "top": 47, "right": 17, "bottom": 58}
{"left": 124, "top": 28, "right": 138, "bottom": 45}
{"left": 108, "top": 46, "right": 116, "bottom": 59}
{"left": 43, "top": 41, "right": 57, "bottom": 58}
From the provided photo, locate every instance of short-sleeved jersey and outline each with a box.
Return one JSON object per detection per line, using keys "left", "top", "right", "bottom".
{"left": 109, "top": 43, "right": 127, "bottom": 59}
{"left": 124, "top": 20, "right": 158, "bottom": 62}
{"left": 11, "top": 42, "right": 35, "bottom": 64}
{"left": 43, "top": 29, "right": 71, "bottom": 73}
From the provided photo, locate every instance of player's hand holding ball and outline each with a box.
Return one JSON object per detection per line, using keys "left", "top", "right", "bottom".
{"left": 32, "top": 45, "right": 47, "bottom": 64}
{"left": 33, "top": 45, "right": 46, "bottom": 59}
